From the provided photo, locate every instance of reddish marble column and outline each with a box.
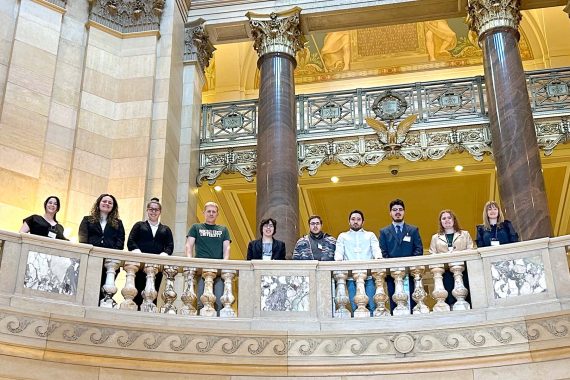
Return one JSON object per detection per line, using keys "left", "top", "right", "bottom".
{"left": 256, "top": 52, "right": 299, "bottom": 255}
{"left": 471, "top": 2, "right": 552, "bottom": 240}
{"left": 247, "top": 9, "right": 304, "bottom": 256}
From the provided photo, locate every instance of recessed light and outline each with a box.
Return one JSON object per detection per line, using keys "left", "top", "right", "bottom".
{"left": 214, "top": 185, "right": 222, "bottom": 192}
{"left": 454, "top": 165, "right": 463, "bottom": 172}
{"left": 331, "top": 176, "right": 339, "bottom": 183}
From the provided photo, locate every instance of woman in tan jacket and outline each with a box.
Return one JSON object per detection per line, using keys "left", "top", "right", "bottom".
{"left": 429, "top": 209, "right": 474, "bottom": 308}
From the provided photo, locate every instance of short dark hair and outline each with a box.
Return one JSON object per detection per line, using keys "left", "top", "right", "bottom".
{"left": 308, "top": 215, "right": 322, "bottom": 224}
{"left": 348, "top": 210, "right": 364, "bottom": 221}
{"left": 389, "top": 199, "right": 405, "bottom": 210}
{"left": 259, "top": 218, "right": 277, "bottom": 236}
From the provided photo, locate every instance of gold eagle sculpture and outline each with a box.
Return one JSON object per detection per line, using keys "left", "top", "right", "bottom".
{"left": 365, "top": 114, "right": 418, "bottom": 148}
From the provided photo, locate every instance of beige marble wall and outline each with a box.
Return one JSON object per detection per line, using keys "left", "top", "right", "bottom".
{"left": 0, "top": 0, "right": 63, "bottom": 232}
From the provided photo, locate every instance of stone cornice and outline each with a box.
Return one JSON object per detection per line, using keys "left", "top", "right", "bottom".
{"left": 184, "top": 18, "right": 216, "bottom": 70}
{"left": 88, "top": 0, "right": 165, "bottom": 35}
{"left": 32, "top": 0, "right": 67, "bottom": 13}
{"left": 1, "top": 306, "right": 570, "bottom": 374}
{"left": 466, "top": 0, "right": 522, "bottom": 38}
{"left": 246, "top": 7, "right": 305, "bottom": 58}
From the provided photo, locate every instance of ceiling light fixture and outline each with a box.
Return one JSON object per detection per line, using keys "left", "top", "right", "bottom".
{"left": 331, "top": 176, "right": 339, "bottom": 183}
{"left": 214, "top": 185, "right": 222, "bottom": 192}
{"left": 454, "top": 165, "right": 463, "bottom": 172}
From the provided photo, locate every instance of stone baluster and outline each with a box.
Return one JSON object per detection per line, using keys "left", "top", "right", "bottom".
{"left": 371, "top": 269, "right": 390, "bottom": 317}
{"left": 120, "top": 261, "right": 139, "bottom": 311}
{"left": 352, "top": 270, "right": 370, "bottom": 318}
{"left": 430, "top": 264, "right": 450, "bottom": 312}
{"left": 160, "top": 265, "right": 178, "bottom": 314}
{"left": 180, "top": 267, "right": 198, "bottom": 315}
{"left": 200, "top": 269, "right": 218, "bottom": 317}
{"left": 410, "top": 266, "right": 429, "bottom": 314}
{"left": 450, "top": 261, "right": 470, "bottom": 311}
{"left": 333, "top": 270, "right": 350, "bottom": 318}
{"left": 141, "top": 264, "right": 159, "bottom": 313}
{"left": 391, "top": 267, "right": 410, "bottom": 316}
{"left": 219, "top": 270, "right": 237, "bottom": 318}
{"left": 100, "top": 259, "right": 121, "bottom": 308}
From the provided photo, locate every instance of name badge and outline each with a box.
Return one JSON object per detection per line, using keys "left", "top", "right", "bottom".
{"left": 317, "top": 243, "right": 323, "bottom": 250}
{"left": 448, "top": 246, "right": 454, "bottom": 252}
{"left": 403, "top": 235, "right": 411, "bottom": 242}
{"left": 47, "top": 231, "right": 57, "bottom": 239}
{"left": 490, "top": 240, "right": 500, "bottom": 246}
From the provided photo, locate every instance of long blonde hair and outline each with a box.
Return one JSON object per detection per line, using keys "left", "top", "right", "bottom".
{"left": 482, "top": 200, "right": 504, "bottom": 230}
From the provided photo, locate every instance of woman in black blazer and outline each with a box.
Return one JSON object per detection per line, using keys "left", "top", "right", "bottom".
{"left": 127, "top": 197, "right": 174, "bottom": 309}
{"left": 476, "top": 200, "right": 519, "bottom": 247}
{"left": 78, "top": 193, "right": 125, "bottom": 304}
{"left": 247, "top": 218, "right": 286, "bottom": 260}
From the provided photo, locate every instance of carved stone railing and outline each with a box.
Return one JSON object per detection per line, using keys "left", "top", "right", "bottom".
{"left": 198, "top": 67, "right": 570, "bottom": 184}
{"left": 0, "top": 230, "right": 569, "bottom": 375}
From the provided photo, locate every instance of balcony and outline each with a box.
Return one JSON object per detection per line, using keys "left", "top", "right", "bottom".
{"left": 1, "top": 229, "right": 569, "bottom": 377}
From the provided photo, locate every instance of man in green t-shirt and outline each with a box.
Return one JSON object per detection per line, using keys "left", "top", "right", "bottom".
{"left": 185, "top": 202, "right": 231, "bottom": 313}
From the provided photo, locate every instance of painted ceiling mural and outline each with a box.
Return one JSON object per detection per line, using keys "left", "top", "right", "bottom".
{"left": 250, "top": 18, "right": 533, "bottom": 88}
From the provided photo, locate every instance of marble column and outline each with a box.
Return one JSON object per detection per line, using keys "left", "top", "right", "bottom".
{"left": 177, "top": 19, "right": 216, "bottom": 254}
{"left": 467, "top": 0, "right": 552, "bottom": 240}
{"left": 247, "top": 8, "right": 305, "bottom": 256}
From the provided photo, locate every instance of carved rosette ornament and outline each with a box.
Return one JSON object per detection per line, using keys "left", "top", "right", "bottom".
{"left": 184, "top": 18, "right": 216, "bottom": 71}
{"left": 246, "top": 7, "right": 305, "bottom": 58}
{"left": 88, "top": 0, "right": 165, "bottom": 34}
{"left": 466, "top": 0, "right": 522, "bottom": 38}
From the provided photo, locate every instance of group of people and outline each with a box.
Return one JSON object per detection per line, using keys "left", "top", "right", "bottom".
{"left": 20, "top": 195, "right": 519, "bottom": 314}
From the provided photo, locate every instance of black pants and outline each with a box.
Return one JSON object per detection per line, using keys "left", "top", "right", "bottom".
{"left": 386, "top": 274, "right": 416, "bottom": 314}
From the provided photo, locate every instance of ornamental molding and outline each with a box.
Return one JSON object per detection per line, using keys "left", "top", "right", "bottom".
{"left": 466, "top": 0, "right": 522, "bottom": 38}
{"left": 196, "top": 117, "right": 569, "bottom": 184}
{"left": 1, "top": 308, "right": 570, "bottom": 362}
{"left": 246, "top": 7, "right": 305, "bottom": 58}
{"left": 32, "top": 0, "right": 67, "bottom": 13}
{"left": 88, "top": 0, "right": 165, "bottom": 35}
{"left": 184, "top": 18, "right": 216, "bottom": 70}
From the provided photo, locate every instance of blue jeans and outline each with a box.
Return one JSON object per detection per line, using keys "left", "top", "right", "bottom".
{"left": 347, "top": 277, "right": 376, "bottom": 316}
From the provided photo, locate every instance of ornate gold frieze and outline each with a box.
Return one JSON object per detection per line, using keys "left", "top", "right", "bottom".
{"left": 466, "top": 0, "right": 522, "bottom": 38}
{"left": 88, "top": 0, "right": 165, "bottom": 35}
{"left": 246, "top": 7, "right": 305, "bottom": 58}
{"left": 184, "top": 18, "right": 216, "bottom": 70}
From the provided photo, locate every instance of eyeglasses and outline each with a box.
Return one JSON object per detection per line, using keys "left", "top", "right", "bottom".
{"left": 391, "top": 208, "right": 404, "bottom": 212}
{"left": 309, "top": 222, "right": 321, "bottom": 226}
{"left": 147, "top": 208, "right": 160, "bottom": 212}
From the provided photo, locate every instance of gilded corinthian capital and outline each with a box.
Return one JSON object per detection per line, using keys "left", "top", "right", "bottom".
{"left": 184, "top": 19, "right": 216, "bottom": 71}
{"left": 246, "top": 7, "right": 306, "bottom": 58}
{"left": 466, "top": 0, "right": 522, "bottom": 38}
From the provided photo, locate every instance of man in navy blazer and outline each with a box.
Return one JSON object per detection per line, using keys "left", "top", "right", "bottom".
{"left": 379, "top": 199, "right": 423, "bottom": 314}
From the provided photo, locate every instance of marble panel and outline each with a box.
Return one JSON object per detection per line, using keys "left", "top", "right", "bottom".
{"left": 42, "top": 141, "right": 73, "bottom": 168}
{"left": 72, "top": 149, "right": 111, "bottom": 178}
{"left": 491, "top": 256, "right": 547, "bottom": 299}
{"left": 56, "top": 38, "right": 85, "bottom": 68}
{"left": 80, "top": 91, "right": 116, "bottom": 120}
{"left": 14, "top": 16, "right": 60, "bottom": 55}
{"left": 75, "top": 129, "right": 113, "bottom": 159}
{"left": 119, "top": 36, "right": 157, "bottom": 57}
{"left": 111, "top": 136, "right": 150, "bottom": 159}
{"left": 8, "top": 64, "right": 53, "bottom": 96}
{"left": 24, "top": 251, "right": 80, "bottom": 296}
{"left": 52, "top": 79, "right": 81, "bottom": 107}
{"left": 82, "top": 68, "right": 116, "bottom": 101}
{"left": 260, "top": 275, "right": 309, "bottom": 312}
{"left": 84, "top": 45, "right": 121, "bottom": 77}
{"left": 10, "top": 40, "right": 56, "bottom": 78}
{"left": 151, "top": 119, "right": 167, "bottom": 139}
{"left": 122, "top": 54, "right": 156, "bottom": 79}
{"left": 39, "top": 162, "right": 70, "bottom": 187}
{"left": 116, "top": 77, "right": 154, "bottom": 102}
{"left": 69, "top": 169, "right": 108, "bottom": 194}
{"left": 109, "top": 157, "right": 148, "bottom": 178}
{"left": 19, "top": 0, "right": 63, "bottom": 31}
{"left": 0, "top": 166, "right": 38, "bottom": 210}
{"left": 117, "top": 100, "right": 153, "bottom": 119}
{"left": 0, "top": 143, "right": 41, "bottom": 178}
{"left": 4, "top": 81, "right": 50, "bottom": 116}
{"left": 107, "top": 176, "right": 147, "bottom": 199}
{"left": 114, "top": 118, "right": 151, "bottom": 138}
{"left": 48, "top": 102, "right": 77, "bottom": 129}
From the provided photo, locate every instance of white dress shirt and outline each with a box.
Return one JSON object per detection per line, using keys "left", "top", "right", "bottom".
{"left": 334, "top": 228, "right": 382, "bottom": 261}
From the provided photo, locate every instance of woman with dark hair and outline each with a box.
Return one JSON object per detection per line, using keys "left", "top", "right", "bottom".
{"left": 476, "top": 201, "right": 519, "bottom": 247}
{"left": 127, "top": 197, "right": 174, "bottom": 309}
{"left": 246, "top": 218, "right": 286, "bottom": 260}
{"left": 19, "top": 196, "right": 67, "bottom": 240}
{"left": 79, "top": 194, "right": 125, "bottom": 305}
{"left": 429, "top": 209, "right": 474, "bottom": 308}
{"left": 78, "top": 194, "right": 125, "bottom": 249}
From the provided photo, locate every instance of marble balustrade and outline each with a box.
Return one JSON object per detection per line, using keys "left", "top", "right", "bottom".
{"left": 0, "top": 230, "right": 569, "bottom": 323}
